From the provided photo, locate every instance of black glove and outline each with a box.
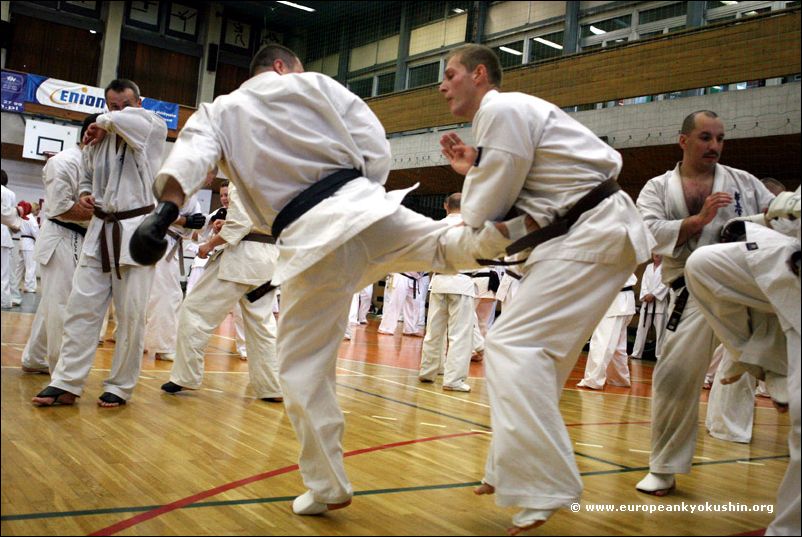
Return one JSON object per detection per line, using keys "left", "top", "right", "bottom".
{"left": 209, "top": 207, "right": 227, "bottom": 223}
{"left": 129, "top": 201, "right": 179, "bottom": 265}
{"left": 183, "top": 212, "right": 206, "bottom": 229}
{"left": 720, "top": 219, "right": 747, "bottom": 243}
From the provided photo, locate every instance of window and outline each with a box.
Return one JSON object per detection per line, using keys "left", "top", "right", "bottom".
{"left": 638, "top": 3, "right": 687, "bottom": 24}
{"left": 493, "top": 40, "right": 524, "bottom": 69}
{"left": 408, "top": 61, "right": 440, "bottom": 88}
{"left": 349, "top": 78, "right": 373, "bottom": 99}
{"left": 376, "top": 72, "right": 396, "bottom": 95}
{"left": 580, "top": 15, "right": 631, "bottom": 39}
{"left": 530, "top": 32, "right": 563, "bottom": 62}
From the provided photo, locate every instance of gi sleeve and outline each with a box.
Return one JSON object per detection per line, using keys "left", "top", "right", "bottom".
{"left": 96, "top": 107, "right": 166, "bottom": 154}
{"left": 459, "top": 99, "right": 535, "bottom": 228}
{"left": 44, "top": 156, "right": 81, "bottom": 218}
{"left": 636, "top": 178, "right": 684, "bottom": 258}
{"left": 338, "top": 88, "right": 391, "bottom": 185}
{"left": 155, "top": 103, "right": 223, "bottom": 200}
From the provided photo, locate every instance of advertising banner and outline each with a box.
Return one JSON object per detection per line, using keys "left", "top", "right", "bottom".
{"left": 1, "top": 71, "right": 27, "bottom": 112}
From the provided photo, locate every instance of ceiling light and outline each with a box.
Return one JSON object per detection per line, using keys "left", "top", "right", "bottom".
{"left": 589, "top": 25, "right": 606, "bottom": 35}
{"left": 89, "top": 29, "right": 97, "bottom": 34}
{"left": 452, "top": 8, "right": 465, "bottom": 14}
{"left": 744, "top": 10, "right": 758, "bottom": 15}
{"left": 277, "top": 1, "right": 315, "bottom": 12}
{"left": 721, "top": 1, "right": 739, "bottom": 5}
{"left": 499, "top": 46, "right": 523, "bottom": 56}
{"left": 534, "top": 37, "right": 563, "bottom": 50}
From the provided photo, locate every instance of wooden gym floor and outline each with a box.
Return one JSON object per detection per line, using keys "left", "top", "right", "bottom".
{"left": 0, "top": 300, "right": 789, "bottom": 536}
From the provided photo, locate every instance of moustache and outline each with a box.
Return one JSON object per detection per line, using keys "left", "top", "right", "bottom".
{"left": 704, "top": 152, "right": 719, "bottom": 158}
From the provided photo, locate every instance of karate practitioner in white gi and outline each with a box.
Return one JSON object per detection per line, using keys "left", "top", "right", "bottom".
{"left": 377, "top": 271, "right": 425, "bottom": 336}
{"left": 577, "top": 274, "right": 637, "bottom": 390}
{"left": 185, "top": 182, "right": 228, "bottom": 294}
{"left": 418, "top": 193, "right": 475, "bottom": 392}
{"left": 1, "top": 170, "right": 21, "bottom": 309}
{"left": 20, "top": 118, "right": 95, "bottom": 373}
{"left": 17, "top": 202, "right": 39, "bottom": 292}
{"left": 635, "top": 110, "right": 774, "bottom": 495}
{"left": 438, "top": 45, "right": 653, "bottom": 534}
{"left": 630, "top": 254, "right": 669, "bottom": 360}
{"left": 143, "top": 190, "right": 204, "bottom": 362}
{"left": 685, "top": 188, "right": 800, "bottom": 535}
{"left": 32, "top": 79, "right": 167, "bottom": 408}
{"left": 160, "top": 182, "right": 282, "bottom": 401}
{"left": 132, "top": 44, "right": 521, "bottom": 519}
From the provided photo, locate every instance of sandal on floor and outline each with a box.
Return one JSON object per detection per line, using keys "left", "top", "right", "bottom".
{"left": 97, "top": 392, "right": 126, "bottom": 407}
{"left": 32, "top": 386, "right": 77, "bottom": 406}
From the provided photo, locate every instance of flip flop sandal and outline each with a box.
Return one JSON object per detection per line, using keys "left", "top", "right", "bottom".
{"left": 33, "top": 386, "right": 77, "bottom": 406}
{"left": 97, "top": 392, "right": 126, "bottom": 406}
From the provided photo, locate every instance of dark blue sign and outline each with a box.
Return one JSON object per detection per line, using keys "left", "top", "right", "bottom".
{"left": 1, "top": 71, "right": 27, "bottom": 112}
{"left": 143, "top": 97, "right": 179, "bottom": 130}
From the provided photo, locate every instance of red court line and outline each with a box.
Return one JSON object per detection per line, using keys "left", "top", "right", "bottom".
{"left": 88, "top": 431, "right": 480, "bottom": 536}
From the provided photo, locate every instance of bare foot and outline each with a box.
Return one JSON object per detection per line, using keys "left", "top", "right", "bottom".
{"left": 474, "top": 482, "right": 495, "bottom": 495}
{"left": 507, "top": 520, "right": 545, "bottom": 536}
{"left": 773, "top": 400, "right": 789, "bottom": 414}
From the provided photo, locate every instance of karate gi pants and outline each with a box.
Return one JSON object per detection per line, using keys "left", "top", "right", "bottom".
{"left": 378, "top": 274, "right": 420, "bottom": 334}
{"left": 9, "top": 243, "right": 22, "bottom": 304}
{"left": 419, "top": 292, "right": 474, "bottom": 387}
{"left": 277, "top": 209, "right": 507, "bottom": 504}
{"left": 685, "top": 241, "right": 799, "bottom": 535}
{"left": 21, "top": 232, "right": 82, "bottom": 372}
{"left": 1, "top": 246, "right": 12, "bottom": 307}
{"left": 49, "top": 262, "right": 154, "bottom": 401}
{"left": 145, "top": 251, "right": 183, "bottom": 354}
{"left": 481, "top": 247, "right": 637, "bottom": 511}
{"left": 631, "top": 304, "right": 665, "bottom": 359}
{"left": 578, "top": 313, "right": 633, "bottom": 389}
{"left": 169, "top": 258, "right": 280, "bottom": 399}
{"left": 705, "top": 347, "right": 755, "bottom": 444}
{"left": 21, "top": 250, "right": 37, "bottom": 292}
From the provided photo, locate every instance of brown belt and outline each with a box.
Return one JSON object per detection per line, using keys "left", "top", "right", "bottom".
{"left": 166, "top": 229, "right": 185, "bottom": 277}
{"left": 93, "top": 204, "right": 154, "bottom": 279}
{"left": 242, "top": 233, "right": 276, "bottom": 244}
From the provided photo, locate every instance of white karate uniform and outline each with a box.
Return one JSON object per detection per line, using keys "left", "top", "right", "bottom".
{"left": 705, "top": 344, "right": 755, "bottom": 444}
{"left": 419, "top": 213, "right": 476, "bottom": 387}
{"left": 155, "top": 70, "right": 510, "bottom": 505}
{"left": 144, "top": 197, "right": 201, "bottom": 355}
{"left": 20, "top": 147, "right": 87, "bottom": 372}
{"left": 377, "top": 272, "right": 423, "bottom": 334}
{"left": 578, "top": 274, "right": 638, "bottom": 389}
{"left": 185, "top": 206, "right": 225, "bottom": 294}
{"left": 48, "top": 107, "right": 166, "bottom": 402}
{"left": 1, "top": 185, "right": 17, "bottom": 308}
{"left": 170, "top": 184, "right": 281, "bottom": 398}
{"left": 630, "top": 262, "right": 669, "bottom": 359}
{"left": 685, "top": 190, "right": 800, "bottom": 535}
{"left": 637, "top": 163, "right": 774, "bottom": 476}
{"left": 18, "top": 216, "right": 39, "bottom": 292}
{"left": 458, "top": 90, "right": 653, "bottom": 517}
{"left": 10, "top": 228, "right": 24, "bottom": 303}
{"left": 495, "top": 267, "right": 522, "bottom": 310}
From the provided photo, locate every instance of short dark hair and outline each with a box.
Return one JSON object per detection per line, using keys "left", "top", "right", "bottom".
{"left": 1, "top": 169, "right": 7, "bottom": 186}
{"left": 447, "top": 44, "right": 503, "bottom": 87}
{"left": 220, "top": 180, "right": 230, "bottom": 189}
{"left": 81, "top": 113, "right": 101, "bottom": 141}
{"left": 250, "top": 44, "right": 300, "bottom": 77}
{"left": 681, "top": 110, "right": 719, "bottom": 135}
{"left": 445, "top": 192, "right": 461, "bottom": 211}
{"left": 105, "top": 79, "right": 140, "bottom": 100}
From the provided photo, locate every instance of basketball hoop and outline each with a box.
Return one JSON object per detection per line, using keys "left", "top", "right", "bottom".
{"left": 42, "top": 151, "right": 58, "bottom": 159}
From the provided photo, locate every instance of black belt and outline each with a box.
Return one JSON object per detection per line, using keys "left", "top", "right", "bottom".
{"left": 641, "top": 299, "right": 655, "bottom": 327}
{"left": 242, "top": 233, "right": 276, "bottom": 244}
{"left": 503, "top": 178, "right": 621, "bottom": 258}
{"left": 12, "top": 237, "right": 20, "bottom": 240}
{"left": 621, "top": 286, "right": 634, "bottom": 292}
{"left": 21, "top": 234, "right": 35, "bottom": 240}
{"left": 505, "top": 270, "right": 522, "bottom": 281}
{"left": 666, "top": 276, "right": 688, "bottom": 332}
{"left": 271, "top": 168, "right": 362, "bottom": 239}
{"left": 401, "top": 273, "right": 421, "bottom": 299}
{"left": 245, "top": 280, "right": 276, "bottom": 303}
{"left": 50, "top": 218, "right": 87, "bottom": 237}
{"left": 471, "top": 270, "right": 501, "bottom": 293}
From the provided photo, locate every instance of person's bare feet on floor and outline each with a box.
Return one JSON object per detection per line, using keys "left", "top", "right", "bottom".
{"left": 474, "top": 482, "right": 495, "bottom": 495}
